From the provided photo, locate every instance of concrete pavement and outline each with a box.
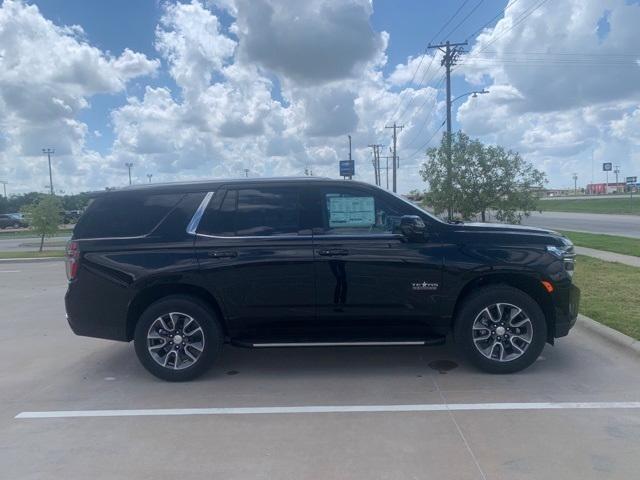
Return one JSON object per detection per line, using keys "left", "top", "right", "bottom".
{"left": 522, "top": 211, "right": 640, "bottom": 238}
{"left": 1, "top": 261, "right": 639, "bottom": 479}
{"left": 575, "top": 246, "right": 640, "bottom": 267}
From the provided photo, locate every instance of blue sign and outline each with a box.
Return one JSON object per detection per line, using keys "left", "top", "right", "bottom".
{"left": 339, "top": 160, "right": 355, "bottom": 177}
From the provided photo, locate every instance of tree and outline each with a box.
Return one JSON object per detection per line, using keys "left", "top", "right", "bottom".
{"left": 420, "top": 131, "right": 546, "bottom": 223}
{"left": 22, "top": 196, "right": 62, "bottom": 252}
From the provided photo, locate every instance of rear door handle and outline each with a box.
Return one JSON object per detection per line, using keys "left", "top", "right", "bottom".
{"left": 317, "top": 248, "right": 349, "bottom": 257}
{"left": 208, "top": 250, "right": 238, "bottom": 258}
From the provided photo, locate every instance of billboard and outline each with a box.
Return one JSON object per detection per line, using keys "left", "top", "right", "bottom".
{"left": 602, "top": 162, "right": 612, "bottom": 171}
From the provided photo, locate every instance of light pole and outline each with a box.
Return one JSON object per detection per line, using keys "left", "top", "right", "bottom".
{"left": 147, "top": 174, "right": 153, "bottom": 183}
{"left": 125, "top": 162, "right": 134, "bottom": 185}
{"left": 0, "top": 180, "right": 7, "bottom": 198}
{"left": 572, "top": 173, "right": 578, "bottom": 195}
{"left": 452, "top": 89, "right": 489, "bottom": 104}
{"left": 42, "top": 148, "right": 55, "bottom": 195}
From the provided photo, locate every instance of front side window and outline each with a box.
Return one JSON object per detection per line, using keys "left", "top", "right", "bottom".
{"left": 198, "top": 187, "right": 301, "bottom": 237}
{"left": 320, "top": 188, "right": 406, "bottom": 235}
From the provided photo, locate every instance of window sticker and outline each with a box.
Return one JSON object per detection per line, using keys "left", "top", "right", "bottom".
{"left": 327, "top": 196, "right": 375, "bottom": 227}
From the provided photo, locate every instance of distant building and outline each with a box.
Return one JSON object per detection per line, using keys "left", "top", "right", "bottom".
{"left": 585, "top": 183, "right": 626, "bottom": 195}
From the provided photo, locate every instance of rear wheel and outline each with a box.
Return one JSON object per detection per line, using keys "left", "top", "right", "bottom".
{"left": 134, "top": 295, "right": 223, "bottom": 381}
{"left": 454, "top": 286, "right": 547, "bottom": 374}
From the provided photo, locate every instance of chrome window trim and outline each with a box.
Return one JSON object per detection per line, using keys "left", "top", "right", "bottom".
{"left": 186, "top": 191, "right": 214, "bottom": 235}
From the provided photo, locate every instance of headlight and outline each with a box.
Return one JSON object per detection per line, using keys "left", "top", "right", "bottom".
{"left": 547, "top": 244, "right": 575, "bottom": 278}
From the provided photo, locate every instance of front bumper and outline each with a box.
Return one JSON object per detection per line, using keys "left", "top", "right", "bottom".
{"left": 553, "top": 283, "right": 580, "bottom": 338}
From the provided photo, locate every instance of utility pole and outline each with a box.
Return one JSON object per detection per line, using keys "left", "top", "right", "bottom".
{"left": 614, "top": 165, "right": 620, "bottom": 192}
{"left": 381, "top": 155, "right": 393, "bottom": 190}
{"left": 42, "top": 148, "right": 55, "bottom": 195}
{"left": 147, "top": 174, "right": 153, "bottom": 183}
{"left": 244, "top": 168, "right": 249, "bottom": 178}
{"left": 0, "top": 180, "right": 7, "bottom": 198}
{"left": 572, "top": 173, "right": 578, "bottom": 195}
{"left": 368, "top": 144, "right": 383, "bottom": 186}
{"left": 428, "top": 40, "right": 466, "bottom": 220}
{"left": 385, "top": 123, "right": 404, "bottom": 193}
{"left": 125, "top": 162, "right": 134, "bottom": 185}
{"left": 347, "top": 135, "right": 353, "bottom": 180}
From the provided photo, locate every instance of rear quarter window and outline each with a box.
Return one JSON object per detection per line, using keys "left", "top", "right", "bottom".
{"left": 73, "top": 193, "right": 184, "bottom": 239}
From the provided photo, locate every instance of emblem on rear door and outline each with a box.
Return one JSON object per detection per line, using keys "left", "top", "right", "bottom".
{"left": 412, "top": 281, "right": 439, "bottom": 291}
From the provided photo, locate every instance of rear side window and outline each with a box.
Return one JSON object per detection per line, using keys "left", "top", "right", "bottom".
{"left": 73, "top": 193, "right": 184, "bottom": 239}
{"left": 198, "top": 187, "right": 301, "bottom": 237}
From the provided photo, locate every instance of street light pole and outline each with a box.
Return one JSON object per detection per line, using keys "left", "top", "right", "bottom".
{"left": 0, "top": 180, "right": 7, "bottom": 198}
{"left": 572, "top": 173, "right": 578, "bottom": 195}
{"left": 125, "top": 162, "right": 134, "bottom": 185}
{"left": 147, "top": 174, "right": 153, "bottom": 183}
{"left": 42, "top": 148, "right": 55, "bottom": 195}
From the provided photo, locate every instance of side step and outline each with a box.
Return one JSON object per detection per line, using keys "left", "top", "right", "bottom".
{"left": 232, "top": 337, "right": 446, "bottom": 348}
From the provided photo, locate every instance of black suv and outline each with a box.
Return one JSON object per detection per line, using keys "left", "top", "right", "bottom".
{"left": 65, "top": 178, "right": 579, "bottom": 381}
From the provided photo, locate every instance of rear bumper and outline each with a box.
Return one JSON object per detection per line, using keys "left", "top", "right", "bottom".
{"left": 553, "top": 283, "right": 580, "bottom": 338}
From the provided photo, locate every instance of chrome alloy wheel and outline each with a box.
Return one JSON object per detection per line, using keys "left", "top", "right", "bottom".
{"left": 471, "top": 303, "right": 533, "bottom": 362}
{"left": 147, "top": 312, "right": 205, "bottom": 370}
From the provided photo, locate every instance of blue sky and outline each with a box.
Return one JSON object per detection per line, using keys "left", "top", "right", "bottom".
{"left": 1, "top": 0, "right": 640, "bottom": 193}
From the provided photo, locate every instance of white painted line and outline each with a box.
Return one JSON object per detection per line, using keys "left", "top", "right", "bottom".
{"left": 0, "top": 270, "right": 20, "bottom": 273}
{"left": 253, "top": 341, "right": 426, "bottom": 347}
{"left": 15, "top": 402, "right": 640, "bottom": 419}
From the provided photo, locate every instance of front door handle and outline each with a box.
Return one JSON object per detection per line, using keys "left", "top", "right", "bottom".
{"left": 317, "top": 248, "right": 349, "bottom": 257}
{"left": 208, "top": 250, "right": 238, "bottom": 258}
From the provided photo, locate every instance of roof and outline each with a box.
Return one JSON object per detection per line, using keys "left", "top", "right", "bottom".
{"left": 91, "top": 176, "right": 372, "bottom": 196}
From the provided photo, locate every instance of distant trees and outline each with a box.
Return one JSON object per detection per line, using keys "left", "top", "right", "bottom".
{"left": 419, "top": 132, "right": 546, "bottom": 223}
{"left": 0, "top": 192, "right": 90, "bottom": 214}
{"left": 22, "top": 196, "right": 62, "bottom": 251}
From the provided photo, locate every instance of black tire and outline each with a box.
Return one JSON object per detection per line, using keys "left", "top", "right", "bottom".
{"left": 454, "top": 286, "right": 547, "bottom": 374}
{"left": 134, "top": 295, "right": 223, "bottom": 381}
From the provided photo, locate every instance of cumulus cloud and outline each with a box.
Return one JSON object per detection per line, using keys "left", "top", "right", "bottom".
{"left": 0, "top": 0, "right": 158, "bottom": 191}
{"left": 229, "top": 0, "right": 386, "bottom": 85}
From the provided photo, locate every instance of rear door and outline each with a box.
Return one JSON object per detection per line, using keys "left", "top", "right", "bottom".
{"left": 312, "top": 184, "right": 443, "bottom": 338}
{"left": 194, "top": 184, "right": 316, "bottom": 340}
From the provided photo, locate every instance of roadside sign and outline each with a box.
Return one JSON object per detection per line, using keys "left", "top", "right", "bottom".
{"left": 339, "top": 160, "right": 355, "bottom": 177}
{"left": 602, "top": 162, "right": 612, "bottom": 171}
{"left": 627, "top": 176, "right": 637, "bottom": 184}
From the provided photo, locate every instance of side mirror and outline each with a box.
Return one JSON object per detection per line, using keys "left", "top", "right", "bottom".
{"left": 398, "top": 215, "right": 427, "bottom": 241}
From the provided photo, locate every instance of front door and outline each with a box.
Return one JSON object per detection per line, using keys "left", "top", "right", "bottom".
{"left": 194, "top": 184, "right": 316, "bottom": 340}
{"left": 312, "top": 185, "right": 443, "bottom": 339}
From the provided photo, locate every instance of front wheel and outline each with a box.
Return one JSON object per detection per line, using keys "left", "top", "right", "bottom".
{"left": 134, "top": 295, "right": 223, "bottom": 381}
{"left": 454, "top": 286, "right": 547, "bottom": 374}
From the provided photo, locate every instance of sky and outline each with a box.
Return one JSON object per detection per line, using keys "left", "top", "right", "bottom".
{"left": 1, "top": 0, "right": 640, "bottom": 195}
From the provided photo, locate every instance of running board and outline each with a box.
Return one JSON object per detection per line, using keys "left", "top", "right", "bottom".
{"left": 232, "top": 337, "right": 446, "bottom": 348}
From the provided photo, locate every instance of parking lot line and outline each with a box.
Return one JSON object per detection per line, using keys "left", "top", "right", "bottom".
{"left": 15, "top": 401, "right": 640, "bottom": 419}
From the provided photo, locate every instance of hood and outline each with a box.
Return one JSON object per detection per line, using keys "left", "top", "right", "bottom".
{"left": 447, "top": 221, "right": 570, "bottom": 247}
{"left": 454, "top": 222, "right": 558, "bottom": 235}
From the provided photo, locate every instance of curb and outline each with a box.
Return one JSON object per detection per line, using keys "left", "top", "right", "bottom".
{"left": 0, "top": 257, "right": 64, "bottom": 263}
{"left": 577, "top": 314, "right": 640, "bottom": 357}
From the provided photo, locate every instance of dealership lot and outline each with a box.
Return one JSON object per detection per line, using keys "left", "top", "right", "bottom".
{"left": 1, "top": 261, "right": 639, "bottom": 479}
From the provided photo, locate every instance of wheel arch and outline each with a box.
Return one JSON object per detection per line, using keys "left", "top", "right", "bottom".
{"left": 452, "top": 273, "right": 556, "bottom": 342}
{"left": 126, "top": 283, "right": 227, "bottom": 341}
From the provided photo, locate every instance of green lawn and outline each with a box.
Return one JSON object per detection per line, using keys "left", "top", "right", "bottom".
{"left": 0, "top": 250, "right": 65, "bottom": 259}
{"left": 537, "top": 196, "right": 639, "bottom": 215}
{"left": 574, "top": 255, "right": 640, "bottom": 340}
{"left": 559, "top": 230, "right": 640, "bottom": 257}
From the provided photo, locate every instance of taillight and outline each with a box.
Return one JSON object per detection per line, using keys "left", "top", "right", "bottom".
{"left": 65, "top": 241, "right": 79, "bottom": 281}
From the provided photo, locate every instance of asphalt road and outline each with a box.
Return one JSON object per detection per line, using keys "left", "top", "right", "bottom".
{"left": 1, "top": 261, "right": 639, "bottom": 479}
{"left": 522, "top": 211, "right": 640, "bottom": 238}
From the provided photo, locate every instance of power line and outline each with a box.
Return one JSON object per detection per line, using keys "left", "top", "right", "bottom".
{"left": 466, "top": 0, "right": 551, "bottom": 58}
{"left": 465, "top": 0, "right": 522, "bottom": 41}
{"left": 401, "top": 73, "right": 446, "bottom": 150}
{"left": 404, "top": 120, "right": 446, "bottom": 163}
{"left": 443, "top": 0, "right": 485, "bottom": 40}
{"left": 389, "top": 0, "right": 472, "bottom": 122}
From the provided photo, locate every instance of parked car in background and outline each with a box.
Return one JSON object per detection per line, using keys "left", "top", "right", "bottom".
{"left": 65, "top": 178, "right": 579, "bottom": 381}
{"left": 63, "top": 210, "right": 83, "bottom": 225}
{"left": 0, "top": 213, "right": 28, "bottom": 229}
